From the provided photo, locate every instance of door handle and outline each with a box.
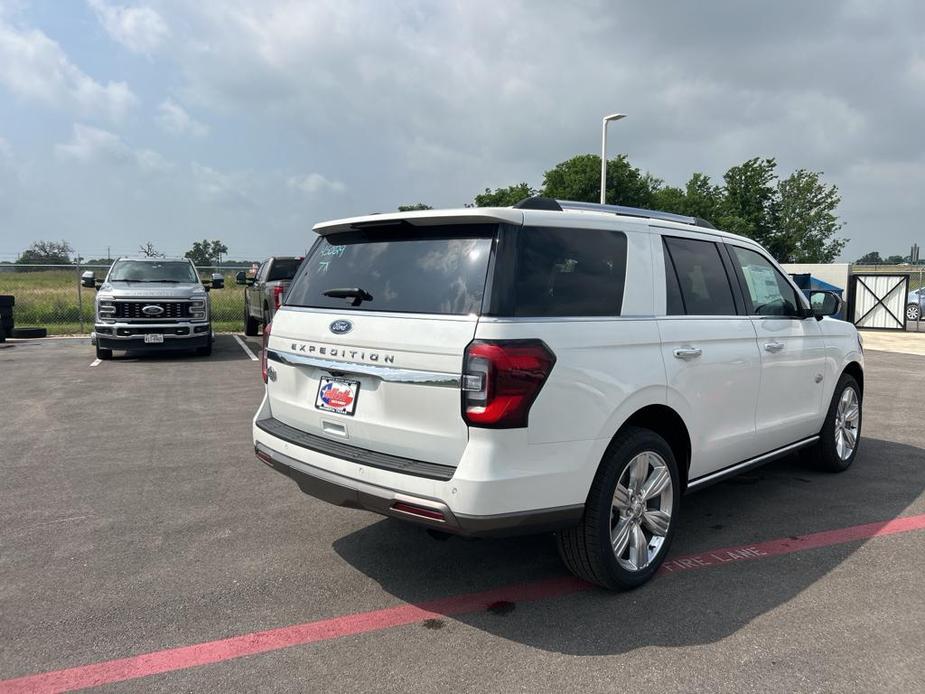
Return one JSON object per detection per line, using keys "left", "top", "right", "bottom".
{"left": 673, "top": 347, "right": 702, "bottom": 360}
{"left": 764, "top": 341, "right": 784, "bottom": 353}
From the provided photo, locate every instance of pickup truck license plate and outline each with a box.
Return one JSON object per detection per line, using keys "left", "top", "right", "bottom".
{"left": 144, "top": 333, "right": 164, "bottom": 344}
{"left": 315, "top": 377, "right": 359, "bottom": 415}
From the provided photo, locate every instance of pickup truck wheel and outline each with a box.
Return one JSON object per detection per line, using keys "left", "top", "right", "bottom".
{"left": 196, "top": 335, "right": 213, "bottom": 357}
{"left": 812, "top": 373, "right": 862, "bottom": 472}
{"left": 96, "top": 344, "right": 112, "bottom": 360}
{"left": 557, "top": 426, "right": 679, "bottom": 590}
{"left": 244, "top": 308, "right": 259, "bottom": 336}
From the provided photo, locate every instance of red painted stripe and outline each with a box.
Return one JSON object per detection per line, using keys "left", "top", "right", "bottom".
{"left": 3, "top": 513, "right": 924, "bottom": 694}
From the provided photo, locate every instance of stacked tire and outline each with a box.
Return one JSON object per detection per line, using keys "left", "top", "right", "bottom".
{"left": 0, "top": 295, "right": 13, "bottom": 343}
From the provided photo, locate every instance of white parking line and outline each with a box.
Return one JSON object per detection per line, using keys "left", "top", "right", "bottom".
{"left": 233, "top": 334, "right": 259, "bottom": 361}
{"left": 90, "top": 358, "right": 102, "bottom": 367}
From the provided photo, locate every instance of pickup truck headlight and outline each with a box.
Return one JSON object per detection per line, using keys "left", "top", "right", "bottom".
{"left": 190, "top": 299, "right": 207, "bottom": 320}
{"left": 98, "top": 300, "right": 116, "bottom": 321}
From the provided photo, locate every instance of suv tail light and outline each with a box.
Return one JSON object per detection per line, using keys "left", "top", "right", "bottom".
{"left": 261, "top": 322, "right": 272, "bottom": 384}
{"left": 462, "top": 340, "right": 555, "bottom": 428}
{"left": 273, "top": 285, "right": 284, "bottom": 310}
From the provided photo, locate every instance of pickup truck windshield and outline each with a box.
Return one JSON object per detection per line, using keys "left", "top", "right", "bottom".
{"left": 286, "top": 225, "right": 495, "bottom": 315}
{"left": 109, "top": 260, "right": 198, "bottom": 283}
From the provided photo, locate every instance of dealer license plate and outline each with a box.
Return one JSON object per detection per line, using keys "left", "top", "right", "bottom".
{"left": 144, "top": 333, "right": 164, "bottom": 344}
{"left": 315, "top": 377, "right": 360, "bottom": 416}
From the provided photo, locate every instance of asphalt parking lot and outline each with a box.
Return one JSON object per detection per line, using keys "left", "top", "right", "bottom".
{"left": 1, "top": 336, "right": 923, "bottom": 693}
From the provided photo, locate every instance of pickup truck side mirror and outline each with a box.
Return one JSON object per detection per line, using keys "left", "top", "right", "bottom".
{"left": 80, "top": 271, "right": 96, "bottom": 289}
{"left": 235, "top": 271, "right": 246, "bottom": 285}
{"left": 809, "top": 290, "right": 842, "bottom": 320}
{"left": 210, "top": 273, "right": 225, "bottom": 290}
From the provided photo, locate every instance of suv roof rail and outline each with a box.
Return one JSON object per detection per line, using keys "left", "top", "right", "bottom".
{"left": 511, "top": 196, "right": 716, "bottom": 230}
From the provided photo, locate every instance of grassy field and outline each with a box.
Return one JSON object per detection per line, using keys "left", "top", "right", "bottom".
{"left": 0, "top": 269, "right": 246, "bottom": 335}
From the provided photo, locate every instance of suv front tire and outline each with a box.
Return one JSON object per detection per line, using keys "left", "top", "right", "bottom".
{"left": 557, "top": 426, "right": 680, "bottom": 590}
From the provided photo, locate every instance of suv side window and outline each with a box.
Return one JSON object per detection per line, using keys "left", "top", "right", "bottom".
{"left": 663, "top": 237, "right": 737, "bottom": 316}
{"left": 730, "top": 246, "right": 801, "bottom": 317}
{"left": 513, "top": 227, "right": 627, "bottom": 317}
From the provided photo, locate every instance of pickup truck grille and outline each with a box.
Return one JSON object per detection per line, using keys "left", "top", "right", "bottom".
{"left": 112, "top": 301, "right": 192, "bottom": 320}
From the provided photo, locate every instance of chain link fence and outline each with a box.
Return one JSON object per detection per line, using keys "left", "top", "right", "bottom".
{"left": 0, "top": 264, "right": 251, "bottom": 335}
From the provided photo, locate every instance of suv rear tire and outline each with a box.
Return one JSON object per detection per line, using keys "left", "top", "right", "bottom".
{"left": 557, "top": 426, "right": 680, "bottom": 590}
{"left": 812, "top": 373, "right": 862, "bottom": 472}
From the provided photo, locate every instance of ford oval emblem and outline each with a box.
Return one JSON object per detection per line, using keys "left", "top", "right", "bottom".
{"left": 142, "top": 305, "right": 165, "bottom": 316}
{"left": 329, "top": 319, "right": 352, "bottom": 335}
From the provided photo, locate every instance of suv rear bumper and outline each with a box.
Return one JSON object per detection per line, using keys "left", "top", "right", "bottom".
{"left": 254, "top": 440, "right": 582, "bottom": 537}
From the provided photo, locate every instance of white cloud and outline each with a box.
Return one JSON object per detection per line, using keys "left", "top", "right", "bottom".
{"left": 156, "top": 98, "right": 209, "bottom": 137}
{"left": 287, "top": 173, "right": 346, "bottom": 195}
{"left": 0, "top": 17, "right": 136, "bottom": 121}
{"left": 87, "top": 0, "right": 169, "bottom": 55}
{"left": 192, "top": 163, "right": 255, "bottom": 206}
{"left": 56, "top": 124, "right": 171, "bottom": 173}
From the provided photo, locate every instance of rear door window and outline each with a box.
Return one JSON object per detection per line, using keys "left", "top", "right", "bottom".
{"left": 285, "top": 225, "right": 495, "bottom": 315}
{"left": 513, "top": 227, "right": 627, "bottom": 317}
{"left": 663, "top": 237, "right": 737, "bottom": 316}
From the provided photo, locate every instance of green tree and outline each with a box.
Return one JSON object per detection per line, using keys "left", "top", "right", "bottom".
{"left": 884, "top": 254, "right": 906, "bottom": 265}
{"left": 650, "top": 186, "right": 686, "bottom": 215}
{"left": 16, "top": 240, "right": 73, "bottom": 266}
{"left": 541, "top": 153, "right": 660, "bottom": 207}
{"left": 770, "top": 169, "right": 846, "bottom": 263}
{"left": 397, "top": 203, "right": 432, "bottom": 211}
{"left": 855, "top": 251, "right": 883, "bottom": 265}
{"left": 473, "top": 183, "right": 536, "bottom": 207}
{"left": 717, "top": 157, "right": 778, "bottom": 242}
{"left": 185, "top": 239, "right": 228, "bottom": 266}
{"left": 681, "top": 173, "right": 725, "bottom": 223}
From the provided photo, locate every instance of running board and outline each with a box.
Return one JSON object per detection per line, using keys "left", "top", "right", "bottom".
{"left": 686, "top": 436, "right": 820, "bottom": 491}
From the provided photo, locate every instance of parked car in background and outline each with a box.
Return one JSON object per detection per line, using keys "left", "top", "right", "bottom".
{"left": 236, "top": 256, "right": 302, "bottom": 336}
{"left": 906, "top": 286, "right": 925, "bottom": 321}
{"left": 250, "top": 197, "right": 863, "bottom": 590}
{"left": 83, "top": 257, "right": 223, "bottom": 359}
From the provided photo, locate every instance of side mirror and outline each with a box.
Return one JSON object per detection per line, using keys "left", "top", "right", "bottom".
{"left": 810, "top": 290, "right": 842, "bottom": 320}
{"left": 210, "top": 273, "right": 224, "bottom": 290}
{"left": 246, "top": 276, "right": 256, "bottom": 286}
{"left": 235, "top": 271, "right": 247, "bottom": 285}
{"left": 81, "top": 271, "right": 96, "bottom": 289}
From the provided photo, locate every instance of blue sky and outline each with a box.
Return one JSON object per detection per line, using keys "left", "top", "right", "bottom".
{"left": 1, "top": 1, "right": 924, "bottom": 261}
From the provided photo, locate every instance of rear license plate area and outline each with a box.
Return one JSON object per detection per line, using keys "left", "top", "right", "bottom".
{"left": 315, "top": 377, "right": 360, "bottom": 416}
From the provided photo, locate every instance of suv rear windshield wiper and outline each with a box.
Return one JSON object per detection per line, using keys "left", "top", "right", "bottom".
{"left": 323, "top": 287, "right": 373, "bottom": 306}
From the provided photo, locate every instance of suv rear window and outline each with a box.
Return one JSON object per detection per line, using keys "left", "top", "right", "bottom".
{"left": 267, "top": 258, "right": 301, "bottom": 281}
{"left": 285, "top": 225, "right": 495, "bottom": 315}
{"left": 512, "top": 227, "right": 627, "bottom": 317}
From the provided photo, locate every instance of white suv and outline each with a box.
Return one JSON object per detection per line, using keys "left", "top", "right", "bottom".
{"left": 252, "top": 198, "right": 863, "bottom": 589}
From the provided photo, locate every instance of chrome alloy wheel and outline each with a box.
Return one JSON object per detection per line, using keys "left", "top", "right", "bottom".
{"left": 834, "top": 387, "right": 860, "bottom": 460}
{"left": 907, "top": 304, "right": 921, "bottom": 321}
{"left": 610, "top": 451, "right": 673, "bottom": 571}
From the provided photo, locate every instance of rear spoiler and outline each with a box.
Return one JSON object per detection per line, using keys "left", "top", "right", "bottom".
{"left": 313, "top": 208, "right": 524, "bottom": 236}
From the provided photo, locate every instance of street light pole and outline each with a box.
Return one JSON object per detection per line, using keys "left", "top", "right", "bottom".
{"left": 600, "top": 113, "right": 626, "bottom": 204}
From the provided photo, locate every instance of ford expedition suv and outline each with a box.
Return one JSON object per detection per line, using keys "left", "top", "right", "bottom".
{"left": 251, "top": 198, "right": 863, "bottom": 589}
{"left": 84, "top": 257, "right": 222, "bottom": 360}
